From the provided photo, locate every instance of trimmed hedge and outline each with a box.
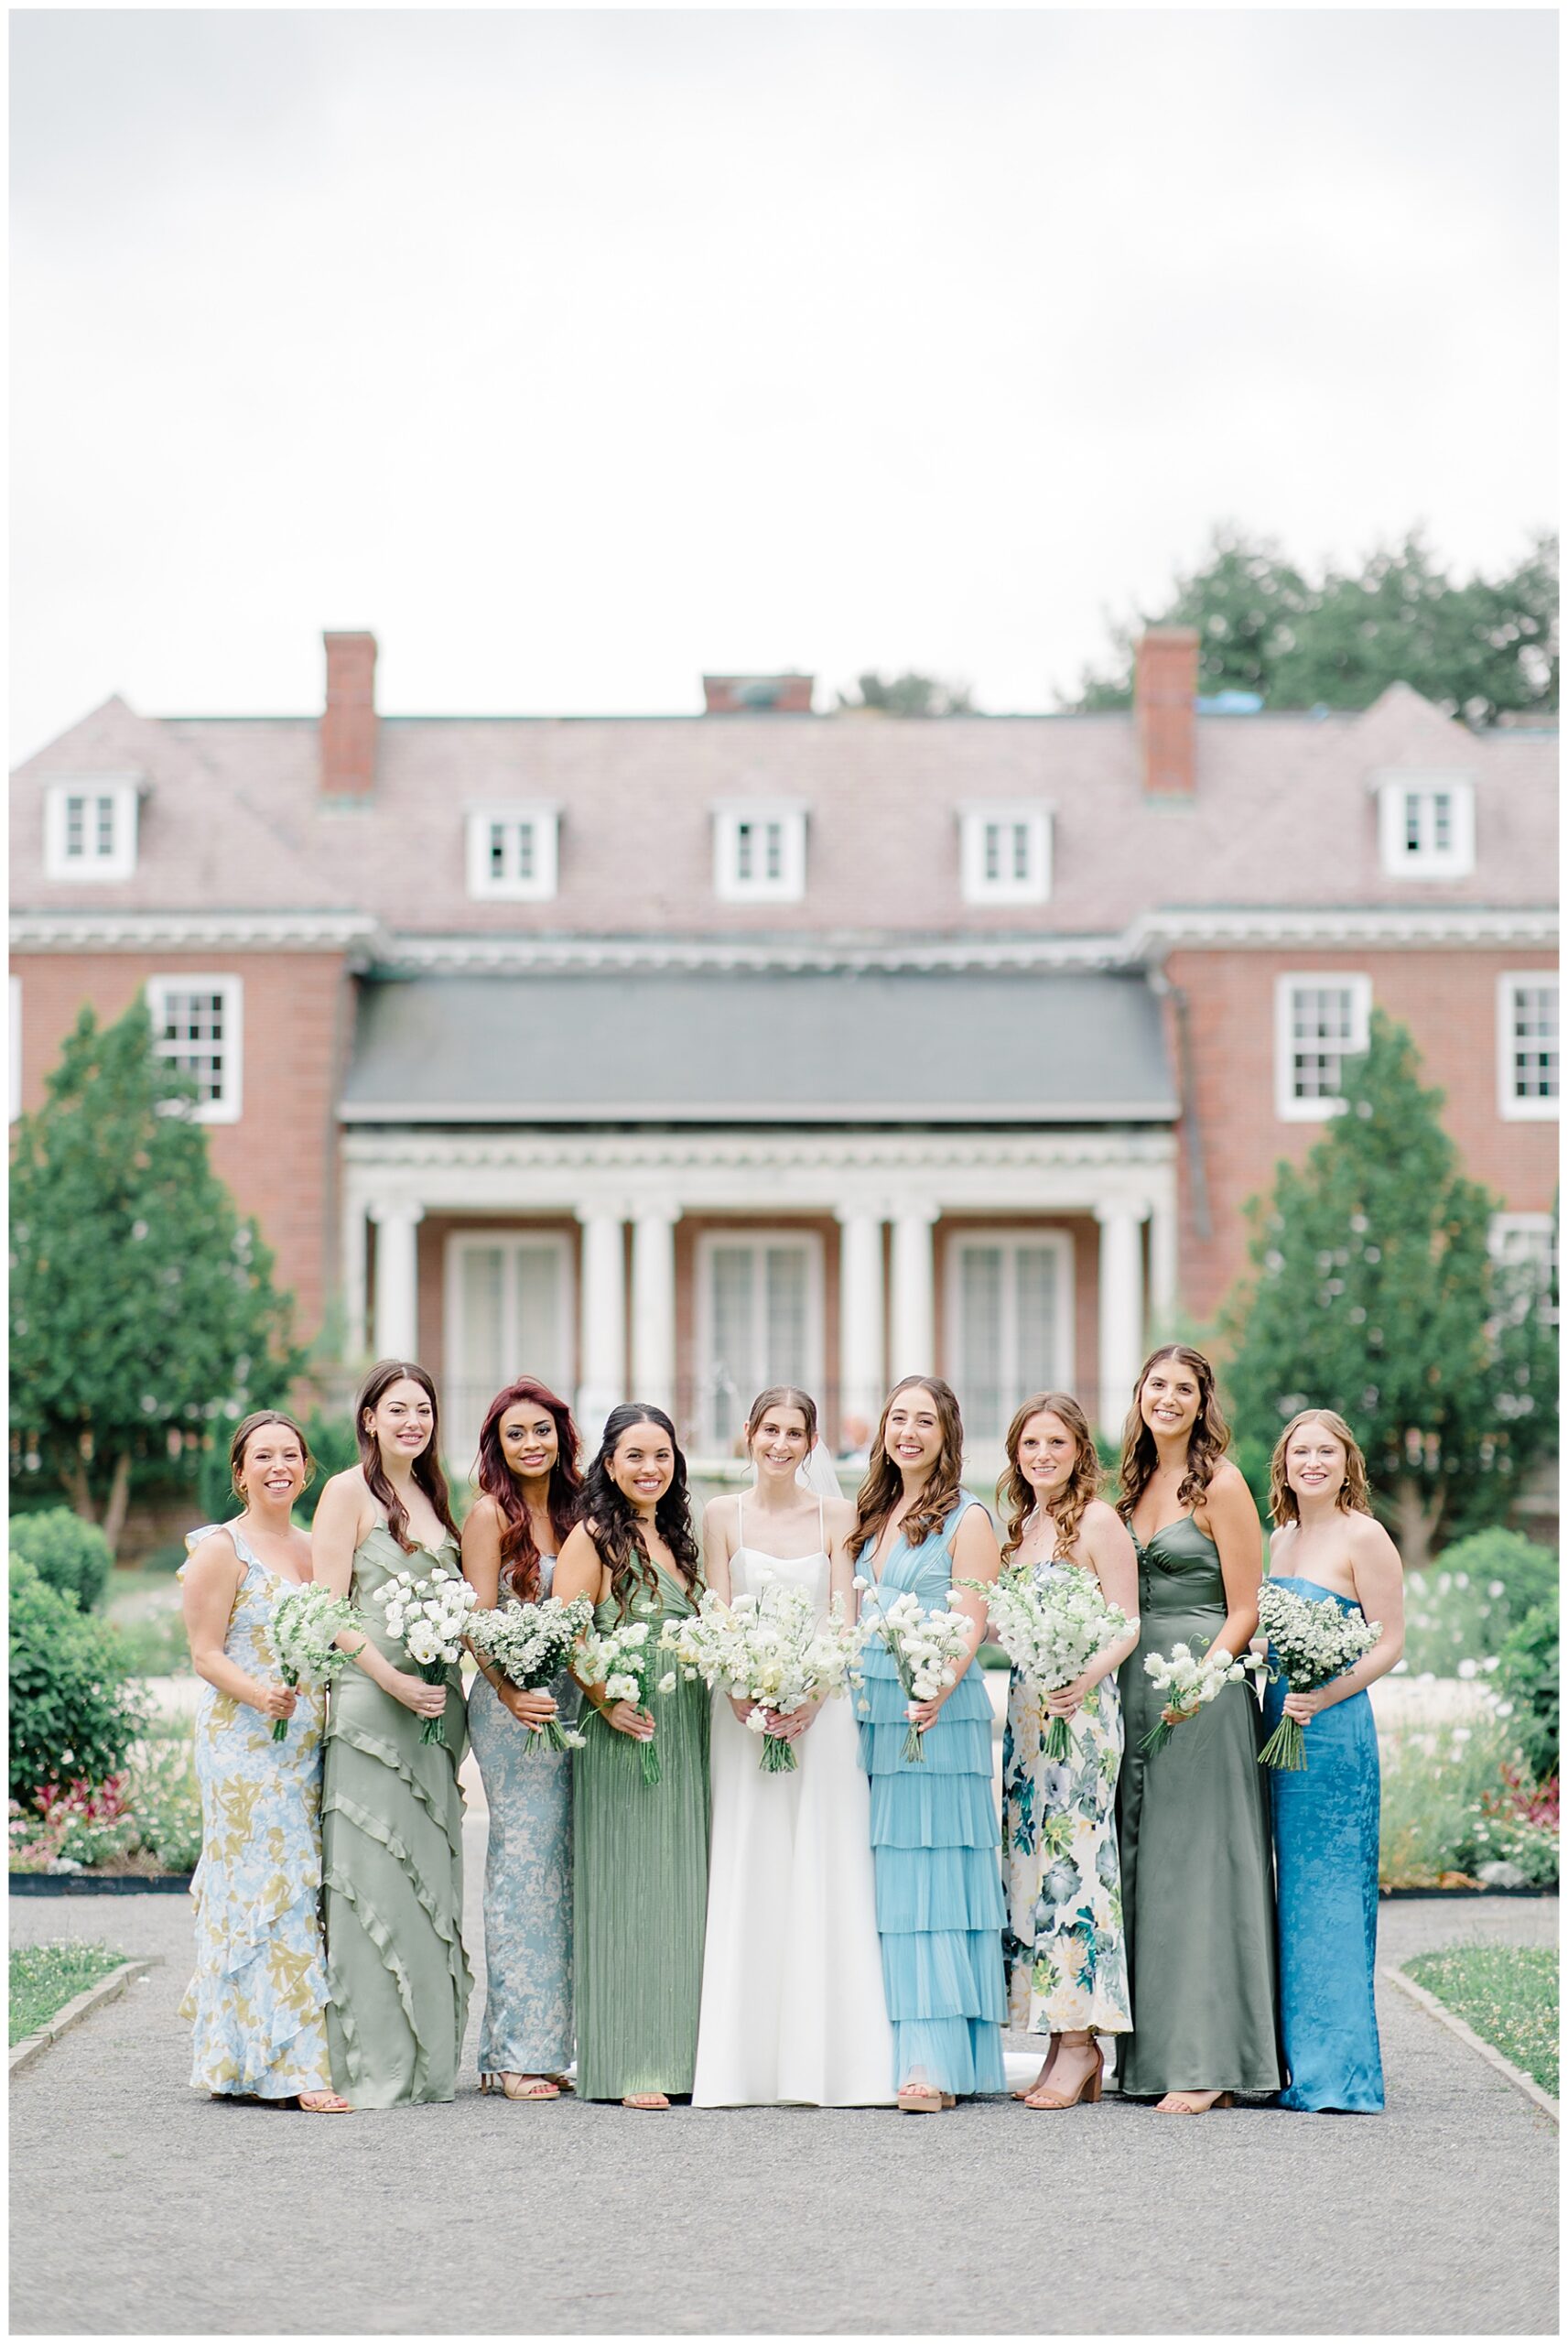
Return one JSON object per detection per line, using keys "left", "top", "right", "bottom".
{"left": 9, "top": 1510, "right": 113, "bottom": 1612}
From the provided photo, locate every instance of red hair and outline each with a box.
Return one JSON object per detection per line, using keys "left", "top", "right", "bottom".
{"left": 474, "top": 1377, "right": 584, "bottom": 1602}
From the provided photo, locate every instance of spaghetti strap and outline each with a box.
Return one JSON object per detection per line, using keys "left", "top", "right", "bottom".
{"left": 737, "top": 1489, "right": 745, "bottom": 1550}
{"left": 816, "top": 1493, "right": 825, "bottom": 1547}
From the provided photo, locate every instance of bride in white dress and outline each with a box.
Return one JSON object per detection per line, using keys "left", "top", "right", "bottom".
{"left": 692, "top": 1385, "right": 895, "bottom": 2107}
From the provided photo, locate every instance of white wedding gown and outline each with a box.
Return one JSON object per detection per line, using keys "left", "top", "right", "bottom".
{"left": 692, "top": 1498, "right": 895, "bottom": 2106}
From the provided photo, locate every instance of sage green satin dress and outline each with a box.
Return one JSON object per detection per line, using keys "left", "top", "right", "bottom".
{"left": 1116, "top": 1514, "right": 1282, "bottom": 2099}
{"left": 572, "top": 1566, "right": 710, "bottom": 2100}
{"left": 321, "top": 1525, "right": 473, "bottom": 2107}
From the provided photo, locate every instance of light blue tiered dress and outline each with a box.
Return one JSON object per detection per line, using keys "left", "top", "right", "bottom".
{"left": 1262, "top": 1574, "right": 1384, "bottom": 2112}
{"left": 857, "top": 1498, "right": 1008, "bottom": 2098}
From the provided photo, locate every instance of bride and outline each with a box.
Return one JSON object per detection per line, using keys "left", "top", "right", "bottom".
{"left": 691, "top": 1385, "right": 894, "bottom": 2107}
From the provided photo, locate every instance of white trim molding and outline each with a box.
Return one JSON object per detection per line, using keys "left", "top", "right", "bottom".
{"left": 711, "top": 799, "right": 808, "bottom": 905}
{"left": 9, "top": 909, "right": 382, "bottom": 955}
{"left": 340, "top": 1093, "right": 1177, "bottom": 1126}
{"left": 1371, "top": 769, "right": 1477, "bottom": 881}
{"left": 42, "top": 775, "right": 140, "bottom": 884}
{"left": 1497, "top": 971, "right": 1560, "bottom": 1122}
{"left": 1274, "top": 972, "right": 1372, "bottom": 1122}
{"left": 464, "top": 804, "right": 560, "bottom": 902}
{"left": 958, "top": 804, "right": 1053, "bottom": 906}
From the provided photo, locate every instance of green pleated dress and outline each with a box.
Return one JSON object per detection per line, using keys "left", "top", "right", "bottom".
{"left": 321, "top": 1525, "right": 473, "bottom": 2107}
{"left": 572, "top": 1566, "right": 711, "bottom": 2100}
{"left": 1115, "top": 1514, "right": 1282, "bottom": 2100}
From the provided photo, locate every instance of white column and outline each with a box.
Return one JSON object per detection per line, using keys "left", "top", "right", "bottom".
{"left": 1149, "top": 1178, "right": 1179, "bottom": 1326}
{"left": 836, "top": 1207, "right": 886, "bottom": 1445}
{"left": 631, "top": 1204, "right": 679, "bottom": 1418}
{"left": 370, "top": 1201, "right": 424, "bottom": 1362}
{"left": 341, "top": 1183, "right": 370, "bottom": 1362}
{"left": 889, "top": 1202, "right": 938, "bottom": 1383}
{"left": 575, "top": 1208, "right": 627, "bottom": 1438}
{"left": 1096, "top": 1199, "right": 1149, "bottom": 1436}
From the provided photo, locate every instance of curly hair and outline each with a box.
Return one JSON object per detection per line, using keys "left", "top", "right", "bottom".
{"left": 849, "top": 1376, "right": 966, "bottom": 1563}
{"left": 1115, "top": 1345, "right": 1231, "bottom": 1526}
{"left": 579, "top": 1402, "right": 701, "bottom": 1619}
{"left": 355, "top": 1360, "right": 460, "bottom": 1554}
{"left": 1269, "top": 1408, "right": 1374, "bottom": 1527}
{"left": 474, "top": 1376, "right": 584, "bottom": 1603}
{"left": 999, "top": 1392, "right": 1101, "bottom": 1564}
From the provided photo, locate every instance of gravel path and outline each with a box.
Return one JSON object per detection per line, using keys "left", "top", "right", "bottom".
{"left": 9, "top": 1837, "right": 1557, "bottom": 2337}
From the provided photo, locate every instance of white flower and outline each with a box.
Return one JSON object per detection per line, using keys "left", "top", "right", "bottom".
{"left": 657, "top": 1673, "right": 677, "bottom": 1695}
{"left": 1457, "top": 1658, "right": 1478, "bottom": 1680}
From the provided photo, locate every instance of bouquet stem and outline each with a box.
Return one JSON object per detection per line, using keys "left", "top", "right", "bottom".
{"left": 638, "top": 1733, "right": 662, "bottom": 1786}
{"left": 758, "top": 1723, "right": 799, "bottom": 1774}
{"left": 901, "top": 1718, "right": 927, "bottom": 1764}
{"left": 1139, "top": 1717, "right": 1175, "bottom": 1758}
{"left": 417, "top": 1663, "right": 449, "bottom": 1746}
{"left": 1258, "top": 1713, "right": 1307, "bottom": 1771}
{"left": 1041, "top": 1713, "right": 1074, "bottom": 1763}
{"left": 271, "top": 1667, "right": 299, "bottom": 1743}
{"left": 530, "top": 1717, "right": 585, "bottom": 1755}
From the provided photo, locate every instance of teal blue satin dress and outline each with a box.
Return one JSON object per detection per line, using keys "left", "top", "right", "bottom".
{"left": 1263, "top": 1574, "right": 1384, "bottom": 2111}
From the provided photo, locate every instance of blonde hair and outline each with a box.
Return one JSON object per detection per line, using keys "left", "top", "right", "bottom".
{"left": 1270, "top": 1408, "right": 1373, "bottom": 1526}
{"left": 998, "top": 1392, "right": 1101, "bottom": 1564}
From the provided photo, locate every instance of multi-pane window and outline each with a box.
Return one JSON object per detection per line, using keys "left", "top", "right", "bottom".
{"left": 947, "top": 1233, "right": 1072, "bottom": 1443}
{"left": 1376, "top": 775, "right": 1475, "bottom": 877}
{"left": 44, "top": 778, "right": 138, "bottom": 881}
{"left": 713, "top": 804, "right": 806, "bottom": 903}
{"left": 960, "top": 805, "right": 1051, "bottom": 905}
{"left": 464, "top": 806, "right": 558, "bottom": 900}
{"left": 1498, "top": 973, "right": 1560, "bottom": 1119}
{"left": 1274, "top": 975, "right": 1372, "bottom": 1120}
{"left": 1488, "top": 1213, "right": 1559, "bottom": 1326}
{"left": 146, "top": 976, "right": 243, "bottom": 1123}
{"left": 446, "top": 1234, "right": 574, "bottom": 1463}
{"left": 697, "top": 1233, "right": 821, "bottom": 1449}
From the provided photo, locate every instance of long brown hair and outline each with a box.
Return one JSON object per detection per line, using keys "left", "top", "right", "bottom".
{"left": 475, "top": 1377, "right": 584, "bottom": 1603}
{"left": 229, "top": 1410, "right": 314, "bottom": 1500}
{"left": 1269, "top": 1408, "right": 1374, "bottom": 1528}
{"left": 999, "top": 1392, "right": 1101, "bottom": 1563}
{"left": 579, "top": 1403, "right": 701, "bottom": 1620}
{"left": 745, "top": 1385, "right": 820, "bottom": 1454}
{"left": 1116, "top": 1344, "right": 1231, "bottom": 1525}
{"left": 849, "top": 1376, "right": 966, "bottom": 1562}
{"left": 355, "top": 1359, "right": 460, "bottom": 1555}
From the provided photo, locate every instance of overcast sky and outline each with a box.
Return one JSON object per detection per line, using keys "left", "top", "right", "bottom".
{"left": 10, "top": 7, "right": 1557, "bottom": 757}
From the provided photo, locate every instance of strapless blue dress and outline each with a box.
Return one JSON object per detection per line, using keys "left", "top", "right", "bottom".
{"left": 1263, "top": 1574, "right": 1384, "bottom": 2112}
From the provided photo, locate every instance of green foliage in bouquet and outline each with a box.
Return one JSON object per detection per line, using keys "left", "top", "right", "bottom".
{"left": 9, "top": 1509, "right": 113, "bottom": 1612}
{"left": 8, "top": 1557, "right": 145, "bottom": 1806}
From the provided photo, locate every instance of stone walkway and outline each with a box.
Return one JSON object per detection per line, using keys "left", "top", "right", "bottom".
{"left": 9, "top": 1846, "right": 1558, "bottom": 2336}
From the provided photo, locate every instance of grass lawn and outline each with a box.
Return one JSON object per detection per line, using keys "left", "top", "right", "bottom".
{"left": 9, "top": 1940, "right": 127, "bottom": 2046}
{"left": 1404, "top": 1944, "right": 1560, "bottom": 2097}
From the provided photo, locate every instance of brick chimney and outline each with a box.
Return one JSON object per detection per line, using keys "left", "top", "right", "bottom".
{"left": 1135, "top": 628, "right": 1199, "bottom": 797}
{"left": 702, "top": 674, "right": 814, "bottom": 714}
{"left": 321, "top": 631, "right": 378, "bottom": 797}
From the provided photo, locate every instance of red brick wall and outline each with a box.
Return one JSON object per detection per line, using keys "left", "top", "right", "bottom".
{"left": 1167, "top": 946, "right": 1560, "bottom": 1324}
{"left": 10, "top": 950, "right": 351, "bottom": 1337}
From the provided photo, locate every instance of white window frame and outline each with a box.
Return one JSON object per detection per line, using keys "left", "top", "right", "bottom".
{"left": 43, "top": 775, "right": 140, "bottom": 883}
{"left": 444, "top": 1230, "right": 577, "bottom": 1463}
{"left": 464, "top": 804, "right": 559, "bottom": 902}
{"left": 944, "top": 1228, "right": 1076, "bottom": 1444}
{"left": 1488, "top": 1212, "right": 1558, "bottom": 1328}
{"left": 1497, "top": 971, "right": 1560, "bottom": 1122}
{"left": 1274, "top": 973, "right": 1372, "bottom": 1122}
{"left": 712, "top": 800, "right": 807, "bottom": 905}
{"left": 694, "top": 1228, "right": 825, "bottom": 1451}
{"left": 959, "top": 804, "right": 1052, "bottom": 906}
{"left": 146, "top": 973, "right": 243, "bottom": 1124}
{"left": 1373, "top": 772, "right": 1476, "bottom": 880}
{"left": 9, "top": 975, "right": 20, "bottom": 1123}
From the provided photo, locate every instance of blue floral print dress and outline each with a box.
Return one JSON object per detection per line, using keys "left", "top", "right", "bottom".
{"left": 178, "top": 1524, "right": 333, "bottom": 2099}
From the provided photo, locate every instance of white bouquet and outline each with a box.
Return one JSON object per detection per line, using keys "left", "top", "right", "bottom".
{"left": 1255, "top": 1581, "right": 1381, "bottom": 1772}
{"left": 863, "top": 1586, "right": 975, "bottom": 1764}
{"left": 267, "top": 1583, "right": 363, "bottom": 1742}
{"left": 371, "top": 1562, "right": 478, "bottom": 1744}
{"left": 659, "top": 1580, "right": 863, "bottom": 1774}
{"left": 958, "top": 1560, "right": 1134, "bottom": 1763}
{"left": 576, "top": 1616, "right": 663, "bottom": 1784}
{"left": 1139, "top": 1636, "right": 1256, "bottom": 1757}
{"left": 468, "top": 1593, "right": 595, "bottom": 1754}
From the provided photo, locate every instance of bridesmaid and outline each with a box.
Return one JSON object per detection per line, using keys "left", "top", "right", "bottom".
{"left": 179, "top": 1412, "right": 350, "bottom": 2111}
{"left": 850, "top": 1375, "right": 1008, "bottom": 2112}
{"left": 999, "top": 1392, "right": 1141, "bottom": 2111}
{"left": 554, "top": 1403, "right": 710, "bottom": 2111}
{"left": 1115, "top": 1344, "right": 1281, "bottom": 2111}
{"left": 314, "top": 1361, "right": 472, "bottom": 2108}
{"left": 461, "top": 1376, "right": 584, "bottom": 2103}
{"left": 1264, "top": 1408, "right": 1403, "bottom": 2112}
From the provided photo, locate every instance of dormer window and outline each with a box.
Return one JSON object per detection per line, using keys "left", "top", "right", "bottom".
{"left": 960, "top": 805, "right": 1052, "bottom": 905}
{"left": 465, "top": 805, "right": 559, "bottom": 901}
{"left": 1374, "top": 772, "right": 1476, "bottom": 879}
{"left": 44, "top": 776, "right": 139, "bottom": 882}
{"left": 713, "top": 800, "right": 806, "bottom": 903}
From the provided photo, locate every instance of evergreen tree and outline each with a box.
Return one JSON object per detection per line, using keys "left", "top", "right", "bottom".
{"left": 1222, "top": 1012, "right": 1558, "bottom": 1567}
{"left": 10, "top": 999, "right": 305, "bottom": 1555}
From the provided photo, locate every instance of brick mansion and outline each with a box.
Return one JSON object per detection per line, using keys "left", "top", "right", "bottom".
{"left": 9, "top": 630, "right": 1558, "bottom": 1465}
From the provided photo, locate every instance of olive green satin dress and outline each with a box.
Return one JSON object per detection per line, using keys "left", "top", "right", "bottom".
{"left": 321, "top": 1525, "right": 473, "bottom": 2107}
{"left": 572, "top": 1567, "right": 711, "bottom": 2100}
{"left": 1116, "top": 1514, "right": 1282, "bottom": 2099}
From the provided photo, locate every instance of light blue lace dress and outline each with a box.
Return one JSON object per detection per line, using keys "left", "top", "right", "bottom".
{"left": 178, "top": 1524, "right": 333, "bottom": 2099}
{"left": 466, "top": 1555, "right": 579, "bottom": 2076}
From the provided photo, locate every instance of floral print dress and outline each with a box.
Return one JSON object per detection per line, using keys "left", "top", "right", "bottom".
{"left": 1000, "top": 1559, "right": 1131, "bottom": 2039}
{"left": 178, "top": 1524, "right": 334, "bottom": 2099}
